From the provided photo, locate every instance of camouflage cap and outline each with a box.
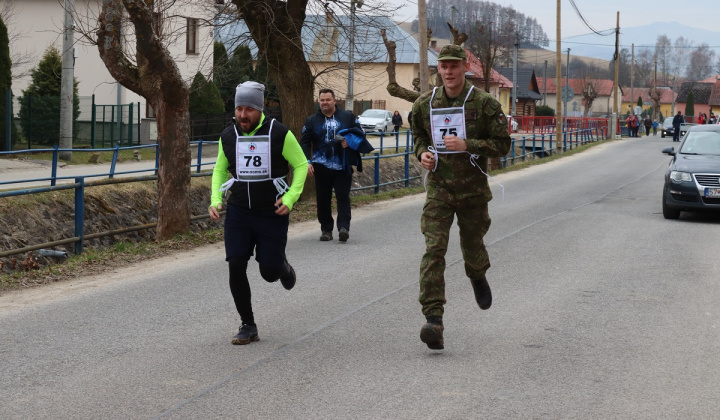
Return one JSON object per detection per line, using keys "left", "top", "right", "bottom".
{"left": 437, "top": 44, "right": 466, "bottom": 61}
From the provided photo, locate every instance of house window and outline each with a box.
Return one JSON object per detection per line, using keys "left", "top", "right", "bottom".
{"left": 152, "top": 12, "right": 163, "bottom": 38}
{"left": 186, "top": 18, "right": 198, "bottom": 54}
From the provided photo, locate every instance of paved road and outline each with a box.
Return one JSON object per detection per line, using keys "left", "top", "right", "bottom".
{"left": 2, "top": 134, "right": 719, "bottom": 418}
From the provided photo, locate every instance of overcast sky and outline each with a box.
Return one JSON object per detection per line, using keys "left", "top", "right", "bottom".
{"left": 391, "top": 0, "right": 718, "bottom": 39}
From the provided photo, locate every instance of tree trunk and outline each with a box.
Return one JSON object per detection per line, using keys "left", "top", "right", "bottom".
{"left": 97, "top": 0, "right": 191, "bottom": 240}
{"left": 232, "top": 0, "right": 314, "bottom": 137}
{"left": 154, "top": 101, "right": 191, "bottom": 237}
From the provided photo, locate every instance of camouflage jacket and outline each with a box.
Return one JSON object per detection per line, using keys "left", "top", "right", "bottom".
{"left": 412, "top": 81, "right": 511, "bottom": 201}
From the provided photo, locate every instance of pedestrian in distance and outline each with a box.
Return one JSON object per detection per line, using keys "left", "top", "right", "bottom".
{"left": 632, "top": 114, "right": 640, "bottom": 137}
{"left": 652, "top": 118, "right": 658, "bottom": 136}
{"left": 300, "top": 88, "right": 374, "bottom": 243}
{"left": 209, "top": 81, "right": 309, "bottom": 345}
{"left": 625, "top": 115, "right": 633, "bottom": 137}
{"left": 411, "top": 44, "right": 511, "bottom": 350}
{"left": 672, "top": 111, "right": 684, "bottom": 142}
{"left": 644, "top": 115, "right": 652, "bottom": 136}
{"left": 392, "top": 110, "right": 403, "bottom": 133}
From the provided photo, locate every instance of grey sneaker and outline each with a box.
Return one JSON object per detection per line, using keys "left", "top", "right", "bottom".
{"left": 320, "top": 231, "right": 333, "bottom": 241}
{"left": 420, "top": 317, "right": 444, "bottom": 350}
{"left": 232, "top": 323, "right": 259, "bottom": 345}
{"left": 338, "top": 228, "right": 349, "bottom": 242}
{"left": 470, "top": 276, "right": 492, "bottom": 310}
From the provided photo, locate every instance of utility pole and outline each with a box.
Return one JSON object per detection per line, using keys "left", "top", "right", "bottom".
{"left": 653, "top": 58, "right": 658, "bottom": 121}
{"left": 512, "top": 33, "right": 518, "bottom": 116}
{"left": 630, "top": 43, "right": 635, "bottom": 117}
{"left": 418, "top": 0, "right": 430, "bottom": 94}
{"left": 611, "top": 12, "right": 619, "bottom": 139}
{"left": 555, "top": 0, "right": 562, "bottom": 150}
{"left": 345, "top": 0, "right": 360, "bottom": 112}
{"left": 543, "top": 60, "right": 547, "bottom": 106}
{"left": 59, "top": 0, "right": 75, "bottom": 161}
{"left": 543, "top": 59, "right": 548, "bottom": 106}
{"left": 564, "top": 48, "right": 570, "bottom": 119}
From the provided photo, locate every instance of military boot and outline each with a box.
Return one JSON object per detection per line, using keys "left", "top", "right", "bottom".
{"left": 420, "top": 316, "right": 444, "bottom": 350}
{"left": 470, "top": 275, "right": 492, "bottom": 310}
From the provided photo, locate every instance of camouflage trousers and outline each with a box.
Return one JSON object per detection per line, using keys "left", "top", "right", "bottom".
{"left": 419, "top": 194, "right": 491, "bottom": 318}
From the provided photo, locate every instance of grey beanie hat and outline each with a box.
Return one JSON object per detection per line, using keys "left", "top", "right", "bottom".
{"left": 235, "top": 81, "right": 265, "bottom": 112}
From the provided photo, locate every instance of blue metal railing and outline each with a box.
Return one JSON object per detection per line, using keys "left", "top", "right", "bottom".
{"left": 1, "top": 128, "right": 609, "bottom": 257}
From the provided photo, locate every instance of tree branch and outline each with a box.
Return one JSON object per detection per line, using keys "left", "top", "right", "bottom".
{"left": 380, "top": 29, "right": 419, "bottom": 103}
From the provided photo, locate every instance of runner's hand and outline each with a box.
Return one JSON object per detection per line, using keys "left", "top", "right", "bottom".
{"left": 209, "top": 204, "right": 222, "bottom": 221}
{"left": 275, "top": 198, "right": 289, "bottom": 215}
{"left": 444, "top": 136, "right": 467, "bottom": 151}
{"left": 420, "top": 151, "right": 435, "bottom": 170}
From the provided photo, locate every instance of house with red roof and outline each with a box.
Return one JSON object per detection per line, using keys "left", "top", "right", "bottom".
{"left": 536, "top": 77, "right": 621, "bottom": 117}
{"left": 621, "top": 87, "right": 676, "bottom": 119}
{"left": 462, "top": 49, "right": 513, "bottom": 114}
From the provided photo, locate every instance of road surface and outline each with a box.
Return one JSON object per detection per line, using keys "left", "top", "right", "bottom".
{"left": 1, "top": 133, "right": 719, "bottom": 419}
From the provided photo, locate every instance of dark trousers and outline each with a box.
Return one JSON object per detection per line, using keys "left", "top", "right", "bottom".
{"left": 314, "top": 163, "right": 352, "bottom": 233}
{"left": 224, "top": 203, "right": 290, "bottom": 326}
{"left": 645, "top": 126, "right": 651, "bottom": 136}
{"left": 673, "top": 127, "right": 680, "bottom": 141}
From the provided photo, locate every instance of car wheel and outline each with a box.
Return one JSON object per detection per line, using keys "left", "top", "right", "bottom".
{"left": 662, "top": 191, "right": 681, "bottom": 219}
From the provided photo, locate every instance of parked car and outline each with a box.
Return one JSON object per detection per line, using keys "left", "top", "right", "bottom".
{"left": 358, "top": 109, "right": 393, "bottom": 133}
{"left": 661, "top": 116, "right": 674, "bottom": 138}
{"left": 679, "top": 123, "right": 698, "bottom": 139}
{"left": 661, "top": 124, "right": 720, "bottom": 219}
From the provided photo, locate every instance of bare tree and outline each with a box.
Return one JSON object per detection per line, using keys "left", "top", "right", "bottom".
{"left": 380, "top": 29, "right": 420, "bottom": 103}
{"left": 671, "top": 37, "right": 693, "bottom": 81}
{"left": 655, "top": 35, "right": 671, "bottom": 85}
{"left": 687, "top": 43, "right": 715, "bottom": 81}
{"left": 96, "top": 0, "right": 191, "bottom": 240}
{"left": 580, "top": 77, "right": 597, "bottom": 117}
{"left": 468, "top": 20, "right": 502, "bottom": 94}
{"left": 0, "top": 0, "right": 34, "bottom": 79}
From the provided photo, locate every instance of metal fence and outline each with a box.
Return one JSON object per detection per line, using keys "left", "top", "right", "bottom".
{"left": 0, "top": 126, "right": 611, "bottom": 258}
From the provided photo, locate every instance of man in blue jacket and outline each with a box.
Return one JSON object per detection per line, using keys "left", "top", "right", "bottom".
{"left": 300, "top": 89, "right": 373, "bottom": 242}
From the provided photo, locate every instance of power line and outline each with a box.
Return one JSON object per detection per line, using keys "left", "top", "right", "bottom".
{"left": 567, "top": 0, "right": 614, "bottom": 36}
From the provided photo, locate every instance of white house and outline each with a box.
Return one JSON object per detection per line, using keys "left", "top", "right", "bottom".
{"left": 6, "top": 0, "right": 215, "bottom": 140}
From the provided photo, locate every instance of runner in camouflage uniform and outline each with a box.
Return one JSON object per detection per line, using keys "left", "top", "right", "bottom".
{"left": 411, "top": 44, "right": 511, "bottom": 350}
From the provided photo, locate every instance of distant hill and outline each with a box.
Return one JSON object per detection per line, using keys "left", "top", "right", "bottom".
{"left": 562, "top": 22, "right": 720, "bottom": 60}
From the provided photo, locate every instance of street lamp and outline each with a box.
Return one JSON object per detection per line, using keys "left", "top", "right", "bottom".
{"left": 345, "top": 0, "right": 363, "bottom": 112}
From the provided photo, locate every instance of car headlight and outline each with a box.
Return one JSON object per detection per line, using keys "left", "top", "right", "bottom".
{"left": 669, "top": 171, "right": 692, "bottom": 183}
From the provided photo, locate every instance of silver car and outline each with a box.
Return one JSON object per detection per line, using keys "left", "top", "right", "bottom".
{"left": 358, "top": 109, "right": 393, "bottom": 133}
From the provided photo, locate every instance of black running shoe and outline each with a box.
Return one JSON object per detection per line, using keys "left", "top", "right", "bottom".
{"left": 280, "top": 259, "right": 296, "bottom": 290}
{"left": 232, "top": 323, "right": 259, "bottom": 345}
{"left": 338, "top": 228, "right": 349, "bottom": 242}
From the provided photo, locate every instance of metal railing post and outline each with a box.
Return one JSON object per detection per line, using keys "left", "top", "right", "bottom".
{"left": 196, "top": 140, "right": 203, "bottom": 173}
{"left": 155, "top": 143, "right": 159, "bottom": 175}
{"left": 110, "top": 145, "right": 119, "bottom": 178}
{"left": 404, "top": 140, "right": 409, "bottom": 188}
{"left": 51, "top": 145, "right": 59, "bottom": 186}
{"left": 74, "top": 177, "right": 85, "bottom": 255}
{"left": 374, "top": 152, "right": 380, "bottom": 194}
